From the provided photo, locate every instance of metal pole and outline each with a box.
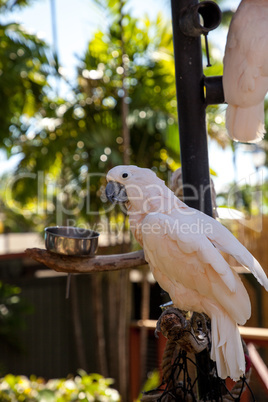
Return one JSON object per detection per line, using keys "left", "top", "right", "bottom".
{"left": 170, "top": 0, "right": 222, "bottom": 398}
{"left": 171, "top": 0, "right": 213, "bottom": 216}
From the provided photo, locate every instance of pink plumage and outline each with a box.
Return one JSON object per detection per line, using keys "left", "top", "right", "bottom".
{"left": 106, "top": 165, "right": 268, "bottom": 381}
{"left": 223, "top": 0, "right": 268, "bottom": 142}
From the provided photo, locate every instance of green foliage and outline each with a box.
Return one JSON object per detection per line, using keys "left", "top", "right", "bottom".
{"left": 137, "top": 370, "right": 160, "bottom": 401}
{"left": 0, "top": 0, "right": 34, "bottom": 12}
{"left": 217, "top": 180, "right": 268, "bottom": 216}
{"left": 1, "top": 0, "right": 262, "bottom": 232}
{"left": 0, "top": 281, "right": 33, "bottom": 355}
{"left": 4, "top": 1, "right": 182, "bottom": 229}
{"left": 0, "top": 18, "right": 55, "bottom": 155}
{"left": 0, "top": 371, "right": 121, "bottom": 401}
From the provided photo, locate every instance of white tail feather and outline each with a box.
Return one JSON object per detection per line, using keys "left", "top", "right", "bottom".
{"left": 226, "top": 102, "right": 265, "bottom": 143}
{"left": 210, "top": 311, "right": 245, "bottom": 381}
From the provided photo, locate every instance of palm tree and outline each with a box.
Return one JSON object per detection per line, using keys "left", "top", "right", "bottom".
{"left": 0, "top": 0, "right": 55, "bottom": 147}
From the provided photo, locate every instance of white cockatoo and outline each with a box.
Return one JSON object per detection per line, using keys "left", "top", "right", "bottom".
{"left": 223, "top": 0, "right": 268, "bottom": 142}
{"left": 105, "top": 165, "right": 268, "bottom": 381}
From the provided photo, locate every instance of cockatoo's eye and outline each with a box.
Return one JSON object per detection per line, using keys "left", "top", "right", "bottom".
{"left": 122, "top": 173, "right": 128, "bottom": 179}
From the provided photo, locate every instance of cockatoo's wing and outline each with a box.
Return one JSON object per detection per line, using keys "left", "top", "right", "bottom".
{"left": 142, "top": 212, "right": 249, "bottom": 381}
{"left": 142, "top": 213, "right": 251, "bottom": 325}
{"left": 193, "top": 209, "right": 268, "bottom": 291}
{"left": 223, "top": 1, "right": 268, "bottom": 142}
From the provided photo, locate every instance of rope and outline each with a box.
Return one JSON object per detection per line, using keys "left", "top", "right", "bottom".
{"left": 161, "top": 340, "right": 177, "bottom": 383}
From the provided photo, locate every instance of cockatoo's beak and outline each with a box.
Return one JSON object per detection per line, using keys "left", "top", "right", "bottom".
{"left": 105, "top": 181, "right": 128, "bottom": 204}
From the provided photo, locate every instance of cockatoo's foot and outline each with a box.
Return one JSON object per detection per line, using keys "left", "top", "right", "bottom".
{"left": 155, "top": 307, "right": 210, "bottom": 354}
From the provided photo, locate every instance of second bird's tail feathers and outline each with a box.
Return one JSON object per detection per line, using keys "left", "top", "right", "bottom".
{"left": 226, "top": 102, "right": 265, "bottom": 143}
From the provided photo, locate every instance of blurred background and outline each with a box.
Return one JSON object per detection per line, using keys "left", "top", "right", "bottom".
{"left": 0, "top": 0, "right": 268, "bottom": 401}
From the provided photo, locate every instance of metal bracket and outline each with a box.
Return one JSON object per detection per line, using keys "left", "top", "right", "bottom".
{"left": 179, "top": 1, "right": 222, "bottom": 37}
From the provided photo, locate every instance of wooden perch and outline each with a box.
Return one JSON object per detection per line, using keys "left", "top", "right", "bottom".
{"left": 25, "top": 248, "right": 147, "bottom": 274}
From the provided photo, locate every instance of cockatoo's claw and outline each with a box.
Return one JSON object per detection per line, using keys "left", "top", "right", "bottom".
{"left": 191, "top": 312, "right": 210, "bottom": 333}
{"left": 191, "top": 312, "right": 211, "bottom": 345}
{"left": 156, "top": 308, "right": 210, "bottom": 354}
{"left": 156, "top": 308, "right": 188, "bottom": 338}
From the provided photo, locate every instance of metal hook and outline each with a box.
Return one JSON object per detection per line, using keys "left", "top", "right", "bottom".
{"left": 204, "top": 33, "right": 211, "bottom": 67}
{"left": 65, "top": 273, "right": 72, "bottom": 299}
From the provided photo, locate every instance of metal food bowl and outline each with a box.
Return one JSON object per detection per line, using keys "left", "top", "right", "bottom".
{"left": 45, "top": 226, "right": 99, "bottom": 256}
